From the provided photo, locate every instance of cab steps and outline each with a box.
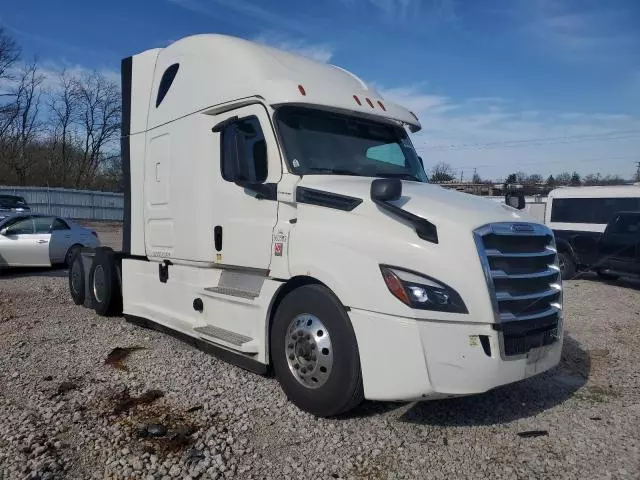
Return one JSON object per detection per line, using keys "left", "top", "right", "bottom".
{"left": 193, "top": 325, "right": 259, "bottom": 354}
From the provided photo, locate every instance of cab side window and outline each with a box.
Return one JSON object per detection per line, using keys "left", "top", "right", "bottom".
{"left": 52, "top": 218, "right": 70, "bottom": 231}
{"left": 220, "top": 116, "right": 268, "bottom": 183}
{"left": 34, "top": 217, "right": 54, "bottom": 234}
{"left": 4, "top": 217, "right": 35, "bottom": 235}
{"left": 609, "top": 214, "right": 640, "bottom": 235}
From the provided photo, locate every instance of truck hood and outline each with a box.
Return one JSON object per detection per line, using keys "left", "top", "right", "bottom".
{"left": 297, "top": 176, "right": 534, "bottom": 231}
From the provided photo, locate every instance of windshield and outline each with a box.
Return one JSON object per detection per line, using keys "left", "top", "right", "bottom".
{"left": 0, "top": 195, "right": 27, "bottom": 208}
{"left": 275, "top": 106, "right": 427, "bottom": 182}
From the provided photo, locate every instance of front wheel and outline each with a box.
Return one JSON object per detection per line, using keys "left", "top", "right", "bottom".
{"left": 558, "top": 252, "right": 576, "bottom": 280}
{"left": 271, "top": 285, "right": 363, "bottom": 417}
{"left": 597, "top": 269, "right": 619, "bottom": 281}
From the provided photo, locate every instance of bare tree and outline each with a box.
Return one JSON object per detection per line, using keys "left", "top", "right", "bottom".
{"left": 556, "top": 172, "right": 571, "bottom": 185}
{"left": 72, "top": 71, "right": 121, "bottom": 186}
{"left": 429, "top": 162, "right": 456, "bottom": 183}
{"left": 0, "top": 26, "right": 20, "bottom": 86}
{"left": 0, "top": 61, "right": 44, "bottom": 185}
{"left": 47, "top": 69, "right": 80, "bottom": 185}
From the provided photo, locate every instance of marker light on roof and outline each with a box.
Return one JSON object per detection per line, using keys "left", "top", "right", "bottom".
{"left": 366, "top": 98, "right": 374, "bottom": 108}
{"left": 353, "top": 95, "right": 362, "bottom": 105}
{"left": 377, "top": 101, "right": 386, "bottom": 111}
{"left": 298, "top": 84, "right": 306, "bottom": 96}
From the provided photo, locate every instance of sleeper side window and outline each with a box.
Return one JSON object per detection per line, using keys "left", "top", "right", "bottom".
{"left": 156, "top": 63, "right": 179, "bottom": 108}
{"left": 220, "top": 116, "right": 268, "bottom": 183}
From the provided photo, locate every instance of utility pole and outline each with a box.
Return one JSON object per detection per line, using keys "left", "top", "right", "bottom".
{"left": 635, "top": 161, "right": 640, "bottom": 182}
{"left": 460, "top": 170, "right": 464, "bottom": 182}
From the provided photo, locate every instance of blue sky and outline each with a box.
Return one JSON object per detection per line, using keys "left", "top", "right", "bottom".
{"left": 2, "top": 0, "right": 639, "bottom": 180}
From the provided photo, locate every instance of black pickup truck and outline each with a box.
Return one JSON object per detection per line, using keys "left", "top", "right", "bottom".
{"left": 556, "top": 211, "right": 640, "bottom": 280}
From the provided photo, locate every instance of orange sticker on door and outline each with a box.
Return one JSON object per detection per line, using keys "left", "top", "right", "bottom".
{"left": 274, "top": 242, "right": 283, "bottom": 256}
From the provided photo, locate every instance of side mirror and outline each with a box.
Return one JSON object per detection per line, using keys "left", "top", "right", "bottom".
{"left": 505, "top": 192, "right": 525, "bottom": 210}
{"left": 418, "top": 156, "right": 424, "bottom": 168}
{"left": 0, "top": 228, "right": 8, "bottom": 236}
{"left": 371, "top": 178, "right": 402, "bottom": 202}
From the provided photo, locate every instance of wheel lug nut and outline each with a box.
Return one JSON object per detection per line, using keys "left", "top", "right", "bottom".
{"left": 288, "top": 343, "right": 293, "bottom": 349}
{"left": 289, "top": 354, "right": 294, "bottom": 360}
{"left": 301, "top": 368, "right": 307, "bottom": 374}
{"left": 310, "top": 345, "right": 316, "bottom": 350}
{"left": 294, "top": 363, "right": 299, "bottom": 369}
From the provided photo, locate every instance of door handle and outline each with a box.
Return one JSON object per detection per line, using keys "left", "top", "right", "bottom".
{"left": 37, "top": 239, "right": 49, "bottom": 244}
{"left": 64, "top": 235, "right": 71, "bottom": 239}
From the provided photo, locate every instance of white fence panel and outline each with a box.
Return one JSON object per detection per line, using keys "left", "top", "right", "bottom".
{"left": 0, "top": 186, "right": 124, "bottom": 221}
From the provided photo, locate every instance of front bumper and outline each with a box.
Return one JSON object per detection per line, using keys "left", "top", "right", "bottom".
{"left": 349, "top": 308, "right": 563, "bottom": 401}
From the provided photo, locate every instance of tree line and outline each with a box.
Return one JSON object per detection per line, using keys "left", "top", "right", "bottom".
{"left": 429, "top": 162, "right": 629, "bottom": 187}
{"left": 0, "top": 28, "right": 122, "bottom": 191}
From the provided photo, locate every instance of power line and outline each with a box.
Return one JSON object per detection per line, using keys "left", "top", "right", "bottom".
{"left": 414, "top": 129, "right": 640, "bottom": 152}
{"left": 451, "top": 154, "right": 637, "bottom": 170}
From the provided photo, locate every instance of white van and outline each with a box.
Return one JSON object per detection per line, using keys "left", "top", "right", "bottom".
{"left": 546, "top": 186, "right": 640, "bottom": 278}
{"left": 68, "top": 34, "right": 563, "bottom": 416}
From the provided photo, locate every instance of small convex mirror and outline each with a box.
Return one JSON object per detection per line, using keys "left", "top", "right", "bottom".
{"left": 505, "top": 192, "right": 526, "bottom": 210}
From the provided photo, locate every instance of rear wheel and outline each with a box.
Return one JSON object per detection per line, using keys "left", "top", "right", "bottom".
{"left": 88, "top": 248, "right": 122, "bottom": 316}
{"left": 271, "top": 284, "right": 363, "bottom": 417}
{"left": 558, "top": 252, "right": 576, "bottom": 280}
{"left": 68, "top": 252, "right": 85, "bottom": 305}
{"left": 65, "top": 244, "right": 82, "bottom": 268}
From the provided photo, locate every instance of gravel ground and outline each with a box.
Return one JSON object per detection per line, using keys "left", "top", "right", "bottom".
{"left": 1, "top": 225, "right": 639, "bottom": 479}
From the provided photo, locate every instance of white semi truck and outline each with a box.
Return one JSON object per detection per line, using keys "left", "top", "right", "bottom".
{"left": 68, "top": 34, "right": 563, "bottom": 417}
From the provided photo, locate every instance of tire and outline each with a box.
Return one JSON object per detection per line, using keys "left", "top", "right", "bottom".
{"left": 88, "top": 248, "right": 122, "bottom": 316}
{"left": 68, "top": 251, "right": 85, "bottom": 305}
{"left": 558, "top": 252, "right": 576, "bottom": 280}
{"left": 271, "top": 284, "right": 364, "bottom": 417}
{"left": 65, "top": 244, "right": 82, "bottom": 268}
{"left": 597, "top": 270, "right": 619, "bottom": 281}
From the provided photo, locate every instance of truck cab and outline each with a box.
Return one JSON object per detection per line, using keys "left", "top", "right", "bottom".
{"left": 69, "top": 34, "right": 564, "bottom": 417}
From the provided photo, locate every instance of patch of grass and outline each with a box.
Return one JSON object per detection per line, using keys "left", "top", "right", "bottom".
{"left": 573, "top": 385, "right": 620, "bottom": 403}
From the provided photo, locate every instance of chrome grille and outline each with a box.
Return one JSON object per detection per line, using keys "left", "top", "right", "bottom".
{"left": 474, "top": 222, "right": 562, "bottom": 359}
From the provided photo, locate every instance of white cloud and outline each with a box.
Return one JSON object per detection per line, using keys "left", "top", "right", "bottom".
{"left": 379, "top": 83, "right": 640, "bottom": 180}
{"left": 253, "top": 32, "right": 334, "bottom": 63}
{"left": 168, "top": 0, "right": 308, "bottom": 35}
{"left": 377, "top": 84, "right": 454, "bottom": 113}
{"left": 340, "top": 0, "right": 458, "bottom": 23}
{"left": 522, "top": 0, "right": 639, "bottom": 58}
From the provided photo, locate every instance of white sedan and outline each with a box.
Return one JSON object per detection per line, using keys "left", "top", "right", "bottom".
{"left": 0, "top": 214, "right": 100, "bottom": 268}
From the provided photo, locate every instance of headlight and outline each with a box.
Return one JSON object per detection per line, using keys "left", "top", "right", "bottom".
{"left": 380, "top": 265, "right": 468, "bottom": 313}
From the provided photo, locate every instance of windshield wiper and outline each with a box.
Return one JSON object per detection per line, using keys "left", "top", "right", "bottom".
{"left": 376, "top": 172, "right": 422, "bottom": 182}
{"left": 304, "top": 167, "right": 360, "bottom": 176}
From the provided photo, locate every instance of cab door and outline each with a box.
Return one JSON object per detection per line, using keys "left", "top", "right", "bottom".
{"left": 601, "top": 213, "right": 640, "bottom": 274}
{"left": 0, "top": 216, "right": 51, "bottom": 267}
{"left": 209, "top": 104, "right": 282, "bottom": 270}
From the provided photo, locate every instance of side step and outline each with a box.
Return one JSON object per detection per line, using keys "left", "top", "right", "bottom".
{"left": 203, "top": 286, "right": 259, "bottom": 299}
{"left": 125, "top": 315, "right": 267, "bottom": 374}
{"left": 193, "top": 325, "right": 259, "bottom": 354}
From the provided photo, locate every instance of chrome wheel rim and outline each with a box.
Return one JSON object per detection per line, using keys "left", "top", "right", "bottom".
{"left": 92, "top": 265, "right": 105, "bottom": 303}
{"left": 285, "top": 314, "right": 333, "bottom": 389}
{"left": 71, "top": 259, "right": 82, "bottom": 295}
